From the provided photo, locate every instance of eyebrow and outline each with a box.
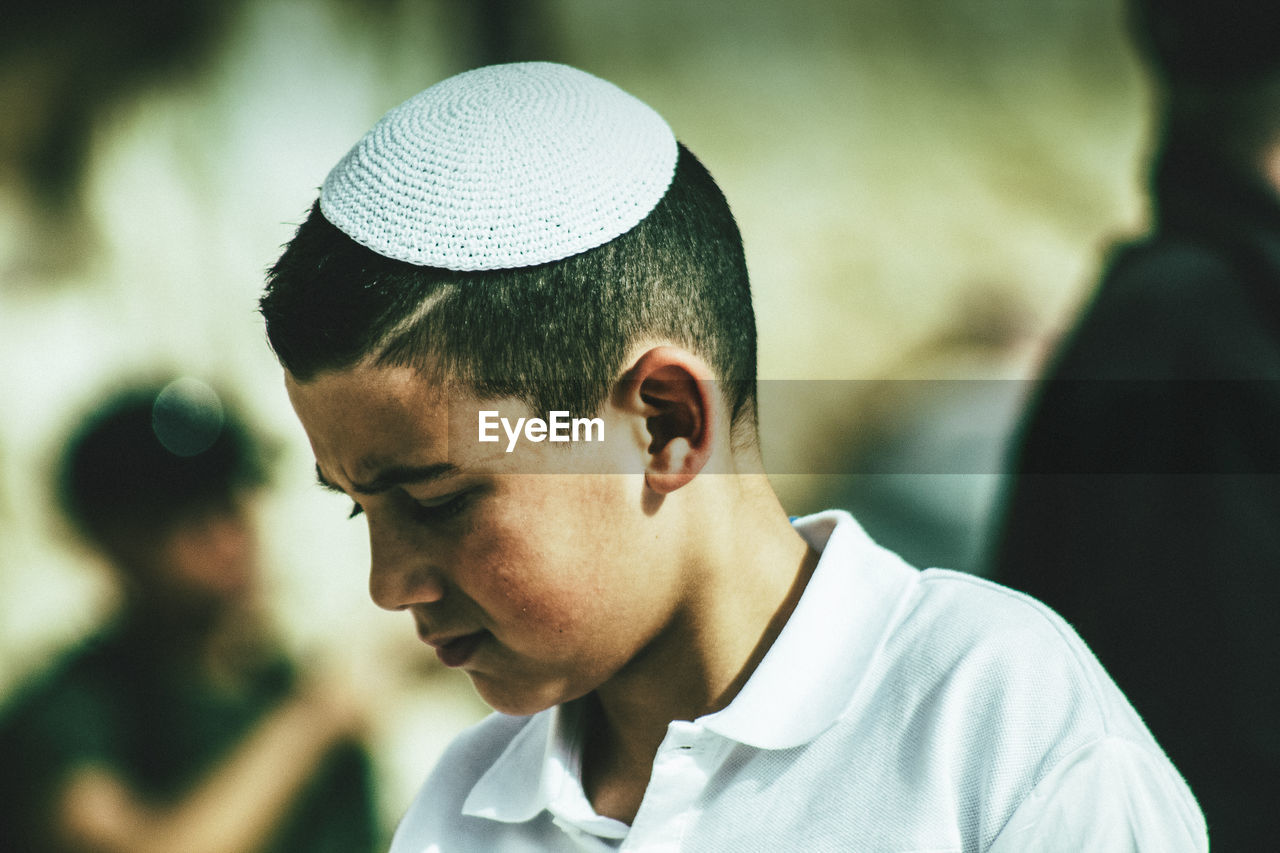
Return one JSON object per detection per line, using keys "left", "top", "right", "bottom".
{"left": 315, "top": 462, "right": 461, "bottom": 496}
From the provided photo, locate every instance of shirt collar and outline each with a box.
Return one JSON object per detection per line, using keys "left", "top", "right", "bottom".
{"left": 461, "top": 510, "right": 918, "bottom": 822}
{"left": 462, "top": 701, "right": 572, "bottom": 824}
{"left": 462, "top": 698, "right": 627, "bottom": 838}
{"left": 698, "top": 510, "right": 917, "bottom": 749}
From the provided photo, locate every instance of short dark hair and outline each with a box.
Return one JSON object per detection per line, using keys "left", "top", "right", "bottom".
{"left": 1130, "top": 0, "right": 1280, "bottom": 172}
{"left": 59, "top": 381, "right": 267, "bottom": 546}
{"left": 1129, "top": 0, "right": 1280, "bottom": 88}
{"left": 261, "top": 143, "right": 758, "bottom": 442}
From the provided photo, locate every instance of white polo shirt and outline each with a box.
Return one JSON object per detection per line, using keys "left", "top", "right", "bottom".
{"left": 390, "top": 510, "right": 1208, "bottom": 852}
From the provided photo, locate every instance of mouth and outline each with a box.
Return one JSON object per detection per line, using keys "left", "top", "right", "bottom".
{"left": 423, "top": 630, "right": 487, "bottom": 668}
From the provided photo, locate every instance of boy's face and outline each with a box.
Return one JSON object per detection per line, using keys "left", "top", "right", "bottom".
{"left": 112, "top": 493, "right": 259, "bottom": 610}
{"left": 155, "top": 495, "right": 259, "bottom": 603}
{"left": 285, "top": 363, "right": 687, "bottom": 715}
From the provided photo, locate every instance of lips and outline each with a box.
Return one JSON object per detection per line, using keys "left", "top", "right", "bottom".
{"left": 431, "top": 631, "right": 487, "bottom": 668}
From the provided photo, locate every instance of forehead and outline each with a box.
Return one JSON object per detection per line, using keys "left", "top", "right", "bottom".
{"left": 286, "top": 362, "right": 444, "bottom": 420}
{"left": 285, "top": 364, "right": 459, "bottom": 481}
{"left": 286, "top": 362, "right": 625, "bottom": 486}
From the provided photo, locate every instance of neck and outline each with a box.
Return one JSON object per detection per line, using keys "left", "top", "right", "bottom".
{"left": 582, "top": 478, "right": 819, "bottom": 821}
{"left": 121, "top": 590, "right": 264, "bottom": 683}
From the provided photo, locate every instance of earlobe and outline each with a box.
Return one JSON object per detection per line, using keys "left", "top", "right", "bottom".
{"left": 616, "top": 347, "right": 716, "bottom": 495}
{"left": 644, "top": 434, "right": 696, "bottom": 495}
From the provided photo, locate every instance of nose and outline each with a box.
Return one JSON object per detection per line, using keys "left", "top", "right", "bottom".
{"left": 367, "top": 517, "right": 446, "bottom": 611}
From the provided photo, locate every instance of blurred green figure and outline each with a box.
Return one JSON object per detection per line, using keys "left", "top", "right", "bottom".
{"left": 994, "top": 1, "right": 1280, "bottom": 847}
{"left": 0, "top": 379, "right": 379, "bottom": 852}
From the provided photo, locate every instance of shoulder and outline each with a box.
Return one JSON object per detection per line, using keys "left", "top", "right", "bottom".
{"left": 906, "top": 571, "right": 1136, "bottom": 712}
{"left": 910, "top": 570, "right": 1098, "bottom": 659}
{"left": 703, "top": 557, "right": 1203, "bottom": 850}
{"left": 892, "top": 571, "right": 1139, "bottom": 736}
{"left": 0, "top": 636, "right": 133, "bottom": 845}
{"left": 880, "top": 572, "right": 1178, "bottom": 794}
{"left": 1, "top": 635, "right": 127, "bottom": 753}
{"left": 989, "top": 735, "right": 1208, "bottom": 851}
{"left": 1100, "top": 236, "right": 1245, "bottom": 321}
{"left": 863, "top": 572, "right": 1203, "bottom": 845}
{"left": 1057, "top": 235, "right": 1273, "bottom": 379}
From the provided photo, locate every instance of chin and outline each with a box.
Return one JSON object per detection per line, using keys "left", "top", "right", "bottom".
{"left": 469, "top": 673, "right": 575, "bottom": 718}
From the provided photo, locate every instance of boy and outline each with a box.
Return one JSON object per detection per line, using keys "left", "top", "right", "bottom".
{"left": 0, "top": 379, "right": 378, "bottom": 851}
{"left": 262, "top": 62, "right": 1206, "bottom": 850}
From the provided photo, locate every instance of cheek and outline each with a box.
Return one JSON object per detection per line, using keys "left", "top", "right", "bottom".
{"left": 453, "top": 474, "right": 645, "bottom": 645}
{"left": 462, "top": 520, "right": 609, "bottom": 643}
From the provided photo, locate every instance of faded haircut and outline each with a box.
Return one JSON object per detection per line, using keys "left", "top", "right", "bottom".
{"left": 261, "top": 144, "right": 758, "bottom": 443}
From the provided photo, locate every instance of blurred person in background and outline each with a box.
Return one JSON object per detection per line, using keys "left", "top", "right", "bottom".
{"left": 0, "top": 378, "right": 380, "bottom": 852}
{"left": 993, "top": 0, "right": 1280, "bottom": 847}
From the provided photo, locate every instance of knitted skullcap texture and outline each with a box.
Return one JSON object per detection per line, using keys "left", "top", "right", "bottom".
{"left": 320, "top": 62, "right": 678, "bottom": 271}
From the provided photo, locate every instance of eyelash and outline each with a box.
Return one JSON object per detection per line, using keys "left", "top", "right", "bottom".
{"left": 346, "top": 492, "right": 470, "bottom": 523}
{"left": 408, "top": 492, "right": 470, "bottom": 523}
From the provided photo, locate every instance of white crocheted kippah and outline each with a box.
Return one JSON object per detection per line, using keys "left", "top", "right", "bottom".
{"left": 320, "top": 62, "right": 678, "bottom": 271}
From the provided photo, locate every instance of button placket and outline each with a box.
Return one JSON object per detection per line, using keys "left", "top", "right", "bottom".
{"left": 624, "top": 723, "right": 726, "bottom": 850}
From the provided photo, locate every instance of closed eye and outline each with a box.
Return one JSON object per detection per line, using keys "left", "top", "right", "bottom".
{"left": 345, "top": 493, "right": 469, "bottom": 523}
{"left": 314, "top": 467, "right": 364, "bottom": 520}
{"left": 408, "top": 491, "right": 470, "bottom": 523}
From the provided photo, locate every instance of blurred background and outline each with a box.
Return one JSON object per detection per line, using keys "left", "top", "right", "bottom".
{"left": 1, "top": 0, "right": 1151, "bottom": 836}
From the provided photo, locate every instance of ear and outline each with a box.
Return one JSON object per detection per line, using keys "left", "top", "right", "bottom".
{"left": 616, "top": 346, "right": 716, "bottom": 495}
